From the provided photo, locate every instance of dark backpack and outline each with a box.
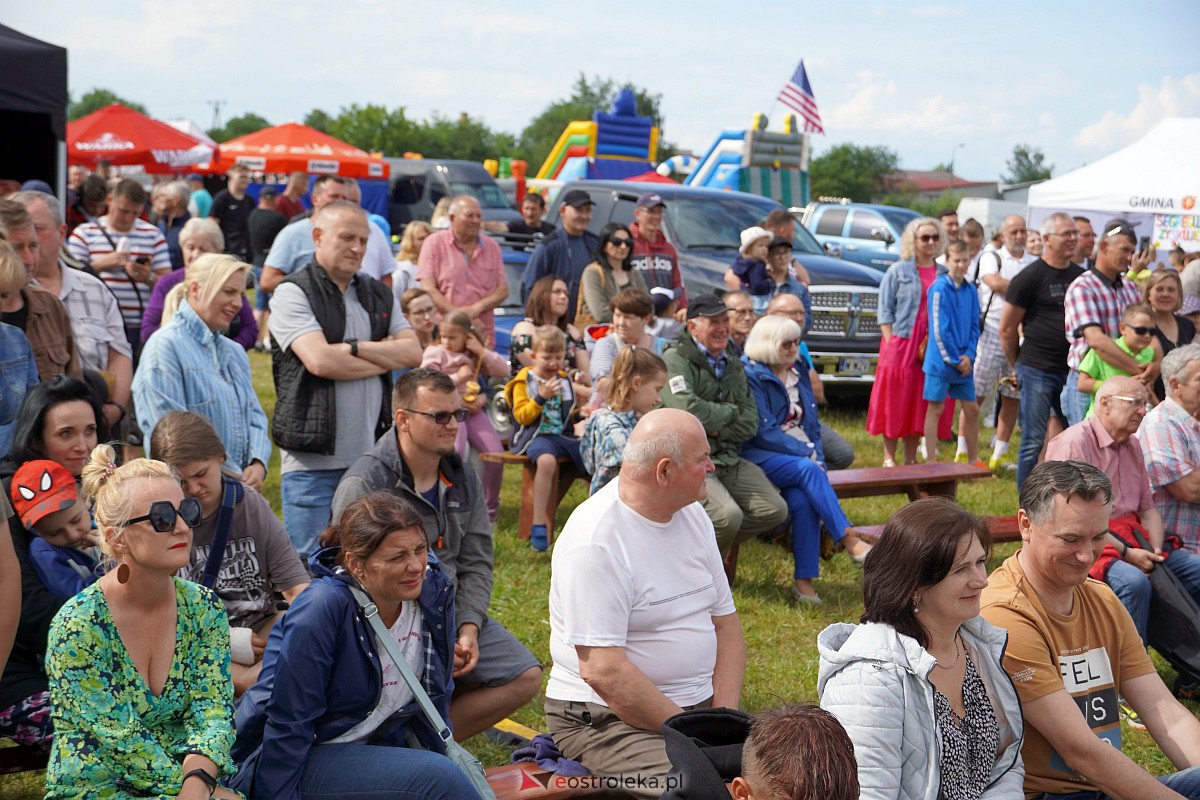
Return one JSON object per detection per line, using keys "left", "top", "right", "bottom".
{"left": 1132, "top": 529, "right": 1200, "bottom": 687}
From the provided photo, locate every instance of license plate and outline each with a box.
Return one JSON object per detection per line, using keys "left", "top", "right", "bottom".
{"left": 838, "top": 357, "right": 870, "bottom": 376}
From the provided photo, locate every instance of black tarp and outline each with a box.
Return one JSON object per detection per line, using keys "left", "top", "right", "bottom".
{"left": 0, "top": 24, "right": 67, "bottom": 188}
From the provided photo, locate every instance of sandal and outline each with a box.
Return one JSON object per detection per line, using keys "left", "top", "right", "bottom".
{"left": 882, "top": 458, "right": 897, "bottom": 468}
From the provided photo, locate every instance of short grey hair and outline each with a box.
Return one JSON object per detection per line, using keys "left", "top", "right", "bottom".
{"left": 179, "top": 216, "right": 223, "bottom": 251}
{"left": 164, "top": 180, "right": 192, "bottom": 206}
{"left": 622, "top": 427, "right": 684, "bottom": 471}
{"left": 1163, "top": 344, "right": 1200, "bottom": 396}
{"left": 12, "top": 190, "right": 62, "bottom": 226}
{"left": 1020, "top": 460, "right": 1113, "bottom": 525}
{"left": 744, "top": 313, "right": 801, "bottom": 365}
{"left": 1041, "top": 212, "right": 1072, "bottom": 239}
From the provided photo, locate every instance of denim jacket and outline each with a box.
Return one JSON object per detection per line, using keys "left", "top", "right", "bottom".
{"left": 133, "top": 300, "right": 271, "bottom": 474}
{"left": 878, "top": 259, "right": 947, "bottom": 339}
{"left": 0, "top": 323, "right": 38, "bottom": 457}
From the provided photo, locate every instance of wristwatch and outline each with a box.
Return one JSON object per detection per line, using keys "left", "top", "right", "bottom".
{"left": 182, "top": 768, "right": 217, "bottom": 797}
{"left": 345, "top": 338, "right": 359, "bottom": 356}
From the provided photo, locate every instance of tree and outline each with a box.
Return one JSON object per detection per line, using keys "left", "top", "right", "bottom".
{"left": 1003, "top": 144, "right": 1052, "bottom": 184}
{"left": 304, "top": 108, "right": 333, "bottom": 133}
{"left": 326, "top": 103, "right": 416, "bottom": 154}
{"left": 69, "top": 88, "right": 147, "bottom": 120}
{"left": 207, "top": 113, "right": 271, "bottom": 143}
{"left": 809, "top": 143, "right": 900, "bottom": 202}
{"left": 517, "top": 74, "right": 674, "bottom": 169}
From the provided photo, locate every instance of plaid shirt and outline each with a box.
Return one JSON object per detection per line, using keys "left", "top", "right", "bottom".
{"left": 1138, "top": 398, "right": 1200, "bottom": 552}
{"left": 1063, "top": 268, "right": 1143, "bottom": 369}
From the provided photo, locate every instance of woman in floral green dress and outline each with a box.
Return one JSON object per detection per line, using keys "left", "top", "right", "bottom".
{"left": 44, "top": 445, "right": 241, "bottom": 800}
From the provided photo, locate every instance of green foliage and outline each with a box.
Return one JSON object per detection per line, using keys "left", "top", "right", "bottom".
{"left": 1003, "top": 144, "right": 1053, "bottom": 184}
{"left": 325, "top": 103, "right": 416, "bottom": 154}
{"left": 303, "top": 108, "right": 333, "bottom": 133}
{"left": 206, "top": 113, "right": 271, "bottom": 143}
{"left": 68, "top": 88, "right": 147, "bottom": 121}
{"left": 516, "top": 73, "right": 675, "bottom": 168}
{"left": 809, "top": 143, "right": 901, "bottom": 202}
{"left": 881, "top": 188, "right": 965, "bottom": 217}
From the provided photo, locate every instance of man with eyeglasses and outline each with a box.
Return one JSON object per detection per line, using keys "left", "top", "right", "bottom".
{"left": 1000, "top": 212, "right": 1086, "bottom": 488}
{"left": 972, "top": 214, "right": 1035, "bottom": 471}
{"left": 269, "top": 202, "right": 421, "bottom": 558}
{"left": 1046, "top": 377, "right": 1200, "bottom": 649}
{"left": 1062, "top": 219, "right": 1157, "bottom": 427}
{"left": 332, "top": 368, "right": 541, "bottom": 742}
{"left": 724, "top": 290, "right": 755, "bottom": 356}
{"left": 630, "top": 192, "right": 687, "bottom": 321}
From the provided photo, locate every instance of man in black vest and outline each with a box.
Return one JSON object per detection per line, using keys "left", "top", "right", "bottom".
{"left": 269, "top": 200, "right": 421, "bottom": 556}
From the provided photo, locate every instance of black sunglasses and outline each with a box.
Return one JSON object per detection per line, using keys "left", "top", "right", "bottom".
{"left": 1125, "top": 324, "right": 1158, "bottom": 336}
{"left": 607, "top": 237, "right": 633, "bottom": 247}
{"left": 405, "top": 408, "right": 469, "bottom": 425}
{"left": 125, "top": 498, "right": 202, "bottom": 533}
{"left": 918, "top": 234, "right": 941, "bottom": 243}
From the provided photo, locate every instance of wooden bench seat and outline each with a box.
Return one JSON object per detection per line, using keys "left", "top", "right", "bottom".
{"left": 479, "top": 452, "right": 586, "bottom": 542}
{"left": 849, "top": 514, "right": 1021, "bottom": 545}
{"left": 829, "top": 462, "right": 992, "bottom": 502}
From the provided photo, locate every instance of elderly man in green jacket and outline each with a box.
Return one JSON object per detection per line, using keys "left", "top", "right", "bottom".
{"left": 660, "top": 294, "right": 788, "bottom": 561}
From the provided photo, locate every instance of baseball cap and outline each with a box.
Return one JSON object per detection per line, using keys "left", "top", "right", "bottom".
{"left": 739, "top": 226, "right": 772, "bottom": 255}
{"left": 650, "top": 286, "right": 680, "bottom": 315}
{"left": 636, "top": 192, "right": 666, "bottom": 210}
{"left": 20, "top": 179, "right": 54, "bottom": 195}
{"left": 768, "top": 236, "right": 793, "bottom": 251}
{"left": 10, "top": 460, "right": 79, "bottom": 531}
{"left": 186, "top": 173, "right": 203, "bottom": 182}
{"left": 687, "top": 293, "right": 731, "bottom": 320}
{"left": 1182, "top": 294, "right": 1200, "bottom": 316}
{"left": 559, "top": 189, "right": 595, "bottom": 209}
{"left": 259, "top": 186, "right": 279, "bottom": 199}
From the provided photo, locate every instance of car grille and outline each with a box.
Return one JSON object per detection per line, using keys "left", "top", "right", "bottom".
{"left": 808, "top": 286, "right": 881, "bottom": 339}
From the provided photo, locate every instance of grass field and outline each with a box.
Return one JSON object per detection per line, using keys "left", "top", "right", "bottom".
{"left": 1, "top": 359, "right": 1190, "bottom": 797}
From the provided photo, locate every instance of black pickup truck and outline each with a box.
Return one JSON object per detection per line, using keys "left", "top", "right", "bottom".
{"left": 495, "top": 180, "right": 881, "bottom": 386}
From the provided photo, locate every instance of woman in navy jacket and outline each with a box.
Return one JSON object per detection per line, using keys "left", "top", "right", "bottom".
{"left": 742, "top": 315, "right": 871, "bottom": 604}
{"left": 229, "top": 492, "right": 480, "bottom": 800}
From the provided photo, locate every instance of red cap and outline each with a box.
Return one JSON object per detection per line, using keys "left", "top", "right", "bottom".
{"left": 10, "top": 460, "right": 79, "bottom": 531}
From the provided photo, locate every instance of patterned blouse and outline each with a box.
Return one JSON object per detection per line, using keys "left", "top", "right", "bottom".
{"left": 931, "top": 651, "right": 1000, "bottom": 800}
{"left": 580, "top": 407, "right": 639, "bottom": 494}
{"left": 45, "top": 578, "right": 239, "bottom": 799}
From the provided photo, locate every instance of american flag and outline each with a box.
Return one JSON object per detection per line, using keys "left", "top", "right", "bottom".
{"left": 776, "top": 60, "right": 824, "bottom": 134}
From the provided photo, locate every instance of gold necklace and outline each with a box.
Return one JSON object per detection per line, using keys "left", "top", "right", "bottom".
{"left": 933, "top": 633, "right": 963, "bottom": 671}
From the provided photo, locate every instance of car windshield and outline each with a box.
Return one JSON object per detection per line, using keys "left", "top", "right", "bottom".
{"left": 666, "top": 195, "right": 822, "bottom": 255}
{"left": 449, "top": 181, "right": 510, "bottom": 209}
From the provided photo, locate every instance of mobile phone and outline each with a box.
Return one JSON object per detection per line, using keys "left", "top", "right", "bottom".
{"left": 132, "top": 256, "right": 150, "bottom": 265}
{"left": 1138, "top": 236, "right": 1151, "bottom": 254}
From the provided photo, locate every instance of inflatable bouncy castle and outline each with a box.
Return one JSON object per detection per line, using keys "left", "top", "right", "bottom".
{"left": 535, "top": 88, "right": 659, "bottom": 181}
{"left": 680, "top": 113, "right": 810, "bottom": 207}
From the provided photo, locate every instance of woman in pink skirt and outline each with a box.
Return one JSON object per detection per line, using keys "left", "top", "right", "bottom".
{"left": 867, "top": 217, "right": 955, "bottom": 466}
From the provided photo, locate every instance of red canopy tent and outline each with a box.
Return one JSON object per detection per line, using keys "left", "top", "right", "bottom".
{"left": 210, "top": 122, "right": 389, "bottom": 179}
{"left": 67, "top": 103, "right": 210, "bottom": 174}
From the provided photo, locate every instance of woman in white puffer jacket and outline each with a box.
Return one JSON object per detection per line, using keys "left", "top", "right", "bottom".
{"left": 817, "top": 498, "right": 1024, "bottom": 800}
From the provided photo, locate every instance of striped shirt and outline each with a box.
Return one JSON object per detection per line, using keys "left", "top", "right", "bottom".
{"left": 50, "top": 261, "right": 131, "bottom": 372}
{"left": 66, "top": 217, "right": 170, "bottom": 328}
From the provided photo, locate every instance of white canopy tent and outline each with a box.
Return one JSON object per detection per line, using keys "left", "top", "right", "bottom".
{"left": 1028, "top": 117, "right": 1200, "bottom": 251}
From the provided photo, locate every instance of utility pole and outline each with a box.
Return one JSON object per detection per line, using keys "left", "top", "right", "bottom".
{"left": 208, "top": 100, "right": 227, "bottom": 132}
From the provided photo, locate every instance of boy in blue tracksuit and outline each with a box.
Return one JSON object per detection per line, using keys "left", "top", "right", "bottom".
{"left": 922, "top": 240, "right": 981, "bottom": 464}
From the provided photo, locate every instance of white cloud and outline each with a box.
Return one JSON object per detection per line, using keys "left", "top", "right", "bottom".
{"left": 1073, "top": 74, "right": 1200, "bottom": 151}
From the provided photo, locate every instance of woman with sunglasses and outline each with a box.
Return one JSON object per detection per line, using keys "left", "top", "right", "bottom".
{"left": 0, "top": 376, "right": 108, "bottom": 754}
{"left": 577, "top": 222, "right": 647, "bottom": 327}
{"left": 867, "top": 217, "right": 953, "bottom": 467}
{"left": 230, "top": 492, "right": 480, "bottom": 800}
{"left": 133, "top": 253, "right": 270, "bottom": 493}
{"left": 742, "top": 314, "right": 871, "bottom": 603}
{"left": 44, "top": 444, "right": 240, "bottom": 799}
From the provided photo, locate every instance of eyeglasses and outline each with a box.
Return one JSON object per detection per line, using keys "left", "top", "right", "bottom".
{"left": 1109, "top": 395, "right": 1152, "bottom": 412}
{"left": 607, "top": 237, "right": 633, "bottom": 248}
{"left": 918, "top": 234, "right": 941, "bottom": 243}
{"left": 124, "top": 498, "right": 202, "bottom": 533}
{"left": 404, "top": 408, "right": 469, "bottom": 425}
{"left": 408, "top": 307, "right": 436, "bottom": 317}
{"left": 1124, "top": 325, "right": 1158, "bottom": 336}
{"left": 782, "top": 339, "right": 801, "bottom": 348}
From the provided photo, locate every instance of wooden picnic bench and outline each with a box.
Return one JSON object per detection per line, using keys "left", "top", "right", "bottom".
{"left": 849, "top": 514, "right": 1021, "bottom": 545}
{"left": 479, "top": 452, "right": 586, "bottom": 543}
{"left": 829, "top": 461, "right": 992, "bottom": 501}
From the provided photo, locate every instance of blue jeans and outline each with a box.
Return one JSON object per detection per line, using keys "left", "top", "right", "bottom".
{"left": 758, "top": 454, "right": 852, "bottom": 580}
{"left": 1060, "top": 367, "right": 1089, "bottom": 427}
{"left": 282, "top": 468, "right": 346, "bottom": 558}
{"left": 1041, "top": 765, "right": 1200, "bottom": 799}
{"left": 298, "top": 742, "right": 482, "bottom": 799}
{"left": 1105, "top": 548, "right": 1200, "bottom": 644}
{"left": 1017, "top": 364, "right": 1068, "bottom": 489}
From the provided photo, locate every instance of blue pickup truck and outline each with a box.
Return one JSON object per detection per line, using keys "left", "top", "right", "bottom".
{"left": 799, "top": 200, "right": 920, "bottom": 271}
{"left": 491, "top": 181, "right": 883, "bottom": 386}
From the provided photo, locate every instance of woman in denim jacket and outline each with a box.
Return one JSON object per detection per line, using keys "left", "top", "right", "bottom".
{"left": 866, "top": 218, "right": 951, "bottom": 467}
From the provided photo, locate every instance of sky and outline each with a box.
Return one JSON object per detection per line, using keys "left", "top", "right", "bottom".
{"left": 8, "top": 0, "right": 1199, "bottom": 184}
